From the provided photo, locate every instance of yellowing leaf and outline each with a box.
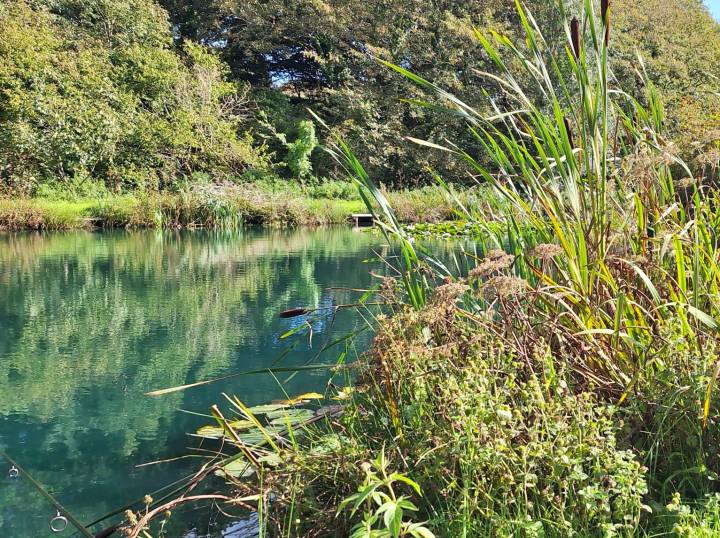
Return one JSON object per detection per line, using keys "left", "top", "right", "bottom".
{"left": 274, "top": 392, "right": 324, "bottom": 405}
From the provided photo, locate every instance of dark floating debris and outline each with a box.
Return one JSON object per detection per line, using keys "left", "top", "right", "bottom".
{"left": 278, "top": 307, "right": 309, "bottom": 319}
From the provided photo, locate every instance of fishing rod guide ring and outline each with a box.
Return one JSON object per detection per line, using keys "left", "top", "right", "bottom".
{"left": 8, "top": 465, "right": 19, "bottom": 479}
{"left": 50, "top": 510, "right": 69, "bottom": 533}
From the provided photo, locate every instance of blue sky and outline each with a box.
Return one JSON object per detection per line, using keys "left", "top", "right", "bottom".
{"left": 706, "top": 0, "right": 720, "bottom": 20}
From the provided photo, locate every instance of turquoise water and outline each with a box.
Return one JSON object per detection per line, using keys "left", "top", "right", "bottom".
{"left": 0, "top": 228, "right": 386, "bottom": 537}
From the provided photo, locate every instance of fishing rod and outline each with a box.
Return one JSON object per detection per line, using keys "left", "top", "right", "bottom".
{"left": 1, "top": 449, "right": 95, "bottom": 537}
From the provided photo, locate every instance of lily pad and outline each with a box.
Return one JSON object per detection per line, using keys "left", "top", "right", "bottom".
{"left": 216, "top": 459, "right": 256, "bottom": 478}
{"left": 268, "top": 408, "right": 315, "bottom": 426}
{"left": 196, "top": 419, "right": 255, "bottom": 439}
{"left": 246, "top": 403, "right": 291, "bottom": 415}
{"left": 258, "top": 453, "right": 283, "bottom": 467}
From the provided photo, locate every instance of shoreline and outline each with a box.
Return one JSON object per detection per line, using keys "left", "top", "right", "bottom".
{"left": 0, "top": 186, "right": 464, "bottom": 231}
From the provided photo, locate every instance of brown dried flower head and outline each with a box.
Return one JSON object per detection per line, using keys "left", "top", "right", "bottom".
{"left": 469, "top": 253, "right": 515, "bottom": 279}
{"left": 486, "top": 249, "right": 508, "bottom": 260}
{"left": 430, "top": 281, "right": 470, "bottom": 305}
{"left": 674, "top": 176, "right": 696, "bottom": 189}
{"left": 529, "top": 243, "right": 563, "bottom": 261}
{"left": 481, "top": 276, "right": 527, "bottom": 302}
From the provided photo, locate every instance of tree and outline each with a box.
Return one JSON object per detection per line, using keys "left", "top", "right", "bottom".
{"left": 0, "top": 0, "right": 267, "bottom": 194}
{"left": 161, "top": 0, "right": 720, "bottom": 186}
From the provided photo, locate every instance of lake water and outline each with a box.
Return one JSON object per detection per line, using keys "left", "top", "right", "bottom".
{"left": 0, "top": 228, "right": 390, "bottom": 537}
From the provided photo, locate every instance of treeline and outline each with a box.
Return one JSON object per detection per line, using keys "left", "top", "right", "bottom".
{"left": 1, "top": 0, "right": 719, "bottom": 195}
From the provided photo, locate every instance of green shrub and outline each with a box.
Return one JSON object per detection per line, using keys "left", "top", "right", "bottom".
{"left": 0, "top": 0, "right": 268, "bottom": 194}
{"left": 271, "top": 305, "right": 648, "bottom": 537}
{"left": 304, "top": 180, "right": 360, "bottom": 200}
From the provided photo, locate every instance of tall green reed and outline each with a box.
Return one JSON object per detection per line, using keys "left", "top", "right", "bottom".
{"left": 323, "top": 0, "right": 720, "bottom": 411}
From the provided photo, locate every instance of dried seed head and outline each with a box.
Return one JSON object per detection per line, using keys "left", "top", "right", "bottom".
{"left": 481, "top": 276, "right": 527, "bottom": 302}
{"left": 529, "top": 243, "right": 563, "bottom": 261}
{"left": 378, "top": 276, "right": 398, "bottom": 300}
{"left": 601, "top": 0, "right": 610, "bottom": 46}
{"left": 469, "top": 253, "right": 515, "bottom": 279}
{"left": 486, "top": 248, "right": 508, "bottom": 260}
{"left": 430, "top": 282, "right": 470, "bottom": 305}
{"left": 359, "top": 462, "right": 372, "bottom": 473}
{"left": 675, "top": 176, "right": 696, "bottom": 188}
{"left": 701, "top": 130, "right": 720, "bottom": 144}
{"left": 571, "top": 17, "right": 581, "bottom": 59}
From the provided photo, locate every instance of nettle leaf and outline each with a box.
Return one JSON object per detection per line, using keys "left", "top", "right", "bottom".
{"left": 351, "top": 483, "right": 381, "bottom": 515}
{"left": 406, "top": 522, "right": 436, "bottom": 538}
{"left": 396, "top": 497, "right": 419, "bottom": 512}
{"left": 389, "top": 473, "right": 422, "bottom": 496}
{"left": 379, "top": 501, "right": 402, "bottom": 537}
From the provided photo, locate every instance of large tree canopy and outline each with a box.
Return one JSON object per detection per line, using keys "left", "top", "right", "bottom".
{"left": 160, "top": 0, "right": 720, "bottom": 186}
{"left": 1, "top": 0, "right": 718, "bottom": 191}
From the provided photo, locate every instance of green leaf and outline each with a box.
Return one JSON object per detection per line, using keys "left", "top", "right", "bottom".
{"left": 389, "top": 473, "right": 422, "bottom": 496}
{"left": 216, "top": 459, "right": 256, "bottom": 478}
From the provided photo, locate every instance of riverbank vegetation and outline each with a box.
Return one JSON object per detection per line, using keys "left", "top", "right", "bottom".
{"left": 0, "top": 183, "right": 472, "bottom": 229}
{"left": 117, "top": 0, "right": 720, "bottom": 536}
{"left": 2, "top": 0, "right": 719, "bottom": 229}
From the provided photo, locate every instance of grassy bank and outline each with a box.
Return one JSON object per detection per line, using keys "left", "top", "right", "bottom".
{"left": 0, "top": 182, "right": 471, "bottom": 230}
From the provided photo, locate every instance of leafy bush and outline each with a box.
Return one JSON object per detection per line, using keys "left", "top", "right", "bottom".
{"left": 0, "top": 0, "right": 268, "bottom": 194}
{"left": 264, "top": 304, "right": 648, "bottom": 537}
{"left": 304, "top": 180, "right": 359, "bottom": 200}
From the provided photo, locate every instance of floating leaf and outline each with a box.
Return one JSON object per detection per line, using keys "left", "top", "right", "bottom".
{"left": 246, "top": 403, "right": 291, "bottom": 415}
{"left": 310, "top": 434, "right": 347, "bottom": 455}
{"left": 196, "top": 419, "right": 255, "bottom": 439}
{"left": 274, "top": 392, "right": 324, "bottom": 405}
{"left": 268, "top": 408, "right": 315, "bottom": 426}
{"left": 258, "top": 453, "right": 283, "bottom": 467}
{"left": 332, "top": 387, "right": 354, "bottom": 401}
{"left": 216, "top": 459, "right": 256, "bottom": 478}
{"left": 235, "top": 428, "right": 281, "bottom": 447}
{"left": 315, "top": 404, "right": 345, "bottom": 417}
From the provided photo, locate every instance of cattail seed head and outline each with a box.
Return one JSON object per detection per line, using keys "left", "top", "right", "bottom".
{"left": 279, "top": 307, "right": 309, "bottom": 319}
{"left": 601, "top": 0, "right": 610, "bottom": 46}
{"left": 563, "top": 116, "right": 575, "bottom": 149}
{"left": 571, "top": 17, "right": 581, "bottom": 59}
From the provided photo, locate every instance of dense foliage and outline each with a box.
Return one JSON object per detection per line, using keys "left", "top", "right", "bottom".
{"left": 1, "top": 0, "right": 718, "bottom": 196}
{"left": 0, "top": 0, "right": 267, "bottom": 194}
{"left": 162, "top": 0, "right": 720, "bottom": 186}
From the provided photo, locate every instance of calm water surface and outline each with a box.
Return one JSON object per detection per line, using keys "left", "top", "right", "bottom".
{"left": 0, "top": 228, "right": 388, "bottom": 537}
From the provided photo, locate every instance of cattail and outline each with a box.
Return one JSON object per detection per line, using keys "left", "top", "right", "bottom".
{"left": 278, "top": 307, "right": 309, "bottom": 319}
{"left": 571, "top": 17, "right": 581, "bottom": 59}
{"left": 563, "top": 116, "right": 575, "bottom": 148}
{"left": 601, "top": 0, "right": 610, "bottom": 46}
